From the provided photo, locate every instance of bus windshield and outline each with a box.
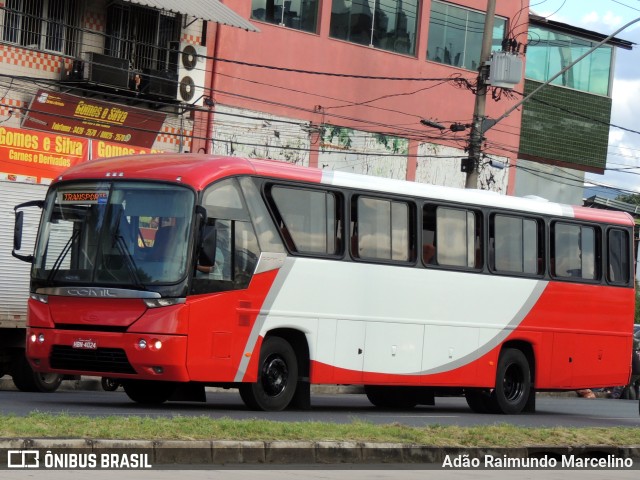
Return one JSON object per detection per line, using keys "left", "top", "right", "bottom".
{"left": 32, "top": 182, "right": 195, "bottom": 287}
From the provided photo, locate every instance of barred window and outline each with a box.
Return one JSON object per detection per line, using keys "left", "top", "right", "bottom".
{"left": 2, "top": 0, "right": 82, "bottom": 56}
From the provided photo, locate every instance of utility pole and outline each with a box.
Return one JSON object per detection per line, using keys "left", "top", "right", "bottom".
{"left": 464, "top": 0, "right": 496, "bottom": 189}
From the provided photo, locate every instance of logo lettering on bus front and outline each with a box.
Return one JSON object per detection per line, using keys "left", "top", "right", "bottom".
{"left": 66, "top": 288, "right": 116, "bottom": 297}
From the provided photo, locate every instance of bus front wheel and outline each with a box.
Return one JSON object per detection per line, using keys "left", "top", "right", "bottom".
{"left": 239, "top": 336, "right": 298, "bottom": 411}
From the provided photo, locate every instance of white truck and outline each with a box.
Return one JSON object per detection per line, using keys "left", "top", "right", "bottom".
{"left": 0, "top": 180, "right": 64, "bottom": 391}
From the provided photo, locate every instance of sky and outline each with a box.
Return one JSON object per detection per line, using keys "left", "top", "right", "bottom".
{"left": 531, "top": 0, "right": 640, "bottom": 196}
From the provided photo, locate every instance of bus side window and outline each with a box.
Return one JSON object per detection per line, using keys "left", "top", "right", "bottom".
{"left": 422, "top": 204, "right": 437, "bottom": 266}
{"left": 490, "top": 214, "right": 543, "bottom": 275}
{"left": 607, "top": 228, "right": 630, "bottom": 284}
{"left": 192, "top": 178, "right": 260, "bottom": 294}
{"left": 429, "top": 204, "right": 481, "bottom": 269}
{"left": 551, "top": 222, "right": 600, "bottom": 281}
{"left": 352, "top": 196, "right": 412, "bottom": 262}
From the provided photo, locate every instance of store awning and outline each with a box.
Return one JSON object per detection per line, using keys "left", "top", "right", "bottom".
{"left": 124, "top": 0, "right": 259, "bottom": 32}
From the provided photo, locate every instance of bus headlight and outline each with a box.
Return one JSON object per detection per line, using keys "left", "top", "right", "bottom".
{"left": 137, "top": 339, "right": 147, "bottom": 349}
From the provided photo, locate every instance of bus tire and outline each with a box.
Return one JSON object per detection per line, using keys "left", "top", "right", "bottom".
{"left": 101, "top": 377, "right": 120, "bottom": 391}
{"left": 464, "top": 389, "right": 497, "bottom": 413}
{"left": 239, "top": 336, "right": 298, "bottom": 411}
{"left": 122, "top": 380, "right": 177, "bottom": 404}
{"left": 11, "top": 354, "right": 63, "bottom": 393}
{"left": 493, "top": 348, "right": 531, "bottom": 414}
{"left": 365, "top": 386, "right": 418, "bottom": 409}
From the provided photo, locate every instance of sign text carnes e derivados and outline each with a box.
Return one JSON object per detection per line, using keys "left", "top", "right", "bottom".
{"left": 0, "top": 127, "right": 83, "bottom": 166}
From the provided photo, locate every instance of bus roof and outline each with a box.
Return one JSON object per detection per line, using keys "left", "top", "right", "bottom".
{"left": 56, "top": 154, "right": 634, "bottom": 227}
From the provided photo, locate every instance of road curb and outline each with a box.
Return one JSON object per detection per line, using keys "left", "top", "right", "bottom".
{"left": 0, "top": 439, "right": 639, "bottom": 466}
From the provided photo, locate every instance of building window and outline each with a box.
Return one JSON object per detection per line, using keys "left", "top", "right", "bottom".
{"left": 251, "top": 0, "right": 318, "bottom": 33}
{"left": 427, "top": 0, "right": 506, "bottom": 70}
{"left": 2, "top": 0, "right": 82, "bottom": 55}
{"left": 330, "top": 0, "right": 419, "bottom": 55}
{"left": 106, "top": 3, "right": 181, "bottom": 71}
{"left": 525, "top": 25, "right": 612, "bottom": 96}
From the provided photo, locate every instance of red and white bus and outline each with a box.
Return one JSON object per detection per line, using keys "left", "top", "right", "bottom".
{"left": 14, "top": 154, "right": 635, "bottom": 413}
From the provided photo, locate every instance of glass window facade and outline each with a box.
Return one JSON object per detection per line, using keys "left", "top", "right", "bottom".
{"left": 525, "top": 25, "right": 613, "bottom": 96}
{"left": 330, "top": 0, "right": 419, "bottom": 55}
{"left": 427, "top": 0, "right": 506, "bottom": 70}
{"left": 251, "top": 0, "right": 318, "bottom": 33}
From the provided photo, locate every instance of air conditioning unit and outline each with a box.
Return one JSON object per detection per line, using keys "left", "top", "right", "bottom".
{"left": 176, "top": 42, "right": 206, "bottom": 105}
{"left": 60, "top": 59, "right": 84, "bottom": 82}
{"left": 83, "top": 52, "right": 130, "bottom": 89}
{"left": 140, "top": 69, "right": 178, "bottom": 99}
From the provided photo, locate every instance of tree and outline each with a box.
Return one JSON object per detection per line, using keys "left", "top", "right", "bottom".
{"left": 616, "top": 193, "right": 640, "bottom": 206}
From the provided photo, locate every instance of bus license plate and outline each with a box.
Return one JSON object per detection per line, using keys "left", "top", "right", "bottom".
{"left": 73, "top": 338, "right": 97, "bottom": 350}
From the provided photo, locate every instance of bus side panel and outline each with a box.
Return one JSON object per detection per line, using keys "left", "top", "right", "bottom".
{"left": 185, "top": 269, "right": 280, "bottom": 383}
{"left": 516, "top": 282, "right": 634, "bottom": 389}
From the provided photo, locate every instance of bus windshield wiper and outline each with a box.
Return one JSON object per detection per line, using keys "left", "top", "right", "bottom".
{"left": 46, "top": 230, "right": 79, "bottom": 284}
{"left": 113, "top": 233, "right": 147, "bottom": 290}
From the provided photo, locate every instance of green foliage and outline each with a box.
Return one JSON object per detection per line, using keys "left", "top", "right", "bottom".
{"left": 323, "top": 126, "right": 353, "bottom": 149}
{"left": 1, "top": 413, "right": 640, "bottom": 447}
{"left": 616, "top": 193, "right": 640, "bottom": 206}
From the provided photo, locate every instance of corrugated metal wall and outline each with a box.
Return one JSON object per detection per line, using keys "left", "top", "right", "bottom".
{"left": 0, "top": 181, "right": 47, "bottom": 326}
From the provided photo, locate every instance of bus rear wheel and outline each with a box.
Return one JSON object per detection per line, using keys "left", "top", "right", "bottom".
{"left": 122, "top": 380, "right": 177, "bottom": 404}
{"left": 239, "top": 336, "right": 298, "bottom": 411}
{"left": 493, "top": 348, "right": 531, "bottom": 414}
{"left": 465, "top": 349, "right": 532, "bottom": 414}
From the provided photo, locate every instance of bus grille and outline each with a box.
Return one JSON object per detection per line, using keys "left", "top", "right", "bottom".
{"left": 50, "top": 346, "right": 136, "bottom": 374}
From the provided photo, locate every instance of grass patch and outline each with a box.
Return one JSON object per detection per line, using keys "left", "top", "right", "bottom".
{"left": 0, "top": 413, "right": 639, "bottom": 447}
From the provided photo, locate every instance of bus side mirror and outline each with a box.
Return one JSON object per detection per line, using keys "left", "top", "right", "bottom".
{"left": 14, "top": 211, "right": 24, "bottom": 251}
{"left": 12, "top": 200, "right": 44, "bottom": 263}
{"left": 199, "top": 224, "right": 218, "bottom": 268}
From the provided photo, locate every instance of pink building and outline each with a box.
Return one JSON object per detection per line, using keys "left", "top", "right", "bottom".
{"left": 192, "top": 0, "right": 529, "bottom": 193}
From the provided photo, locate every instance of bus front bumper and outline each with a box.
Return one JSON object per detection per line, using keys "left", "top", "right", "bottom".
{"left": 26, "top": 328, "right": 190, "bottom": 382}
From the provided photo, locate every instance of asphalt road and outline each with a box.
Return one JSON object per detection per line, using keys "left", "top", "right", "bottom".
{"left": 0, "top": 389, "right": 638, "bottom": 427}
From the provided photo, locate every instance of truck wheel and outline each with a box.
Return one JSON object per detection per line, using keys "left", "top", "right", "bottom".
{"left": 11, "top": 355, "right": 63, "bottom": 393}
{"left": 122, "top": 380, "right": 177, "bottom": 404}
{"left": 239, "top": 336, "right": 298, "bottom": 411}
